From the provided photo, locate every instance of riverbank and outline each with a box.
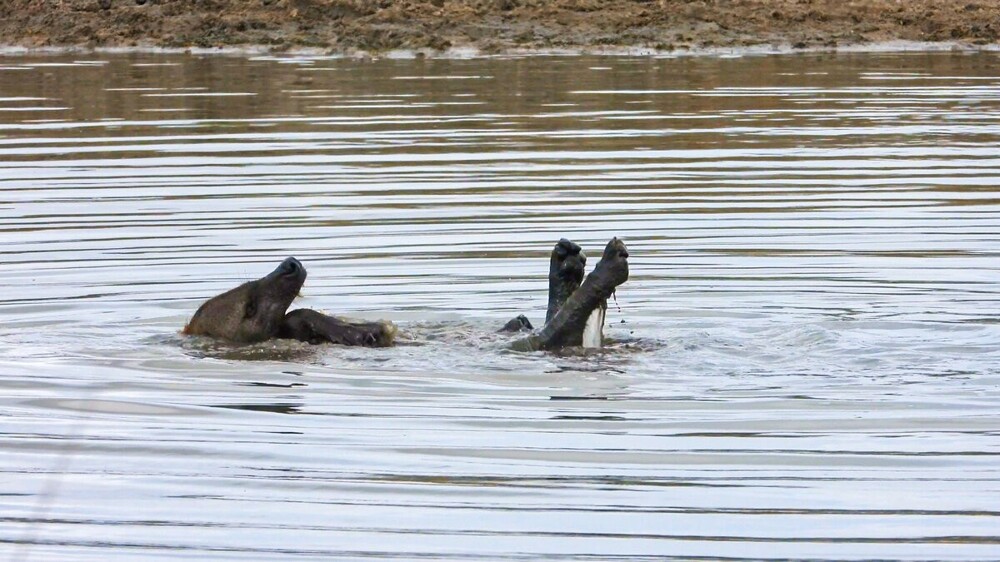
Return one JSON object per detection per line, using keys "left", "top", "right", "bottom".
{"left": 2, "top": 0, "right": 998, "bottom": 55}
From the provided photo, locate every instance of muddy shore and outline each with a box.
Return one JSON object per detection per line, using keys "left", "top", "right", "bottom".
{"left": 1, "top": 0, "right": 999, "bottom": 54}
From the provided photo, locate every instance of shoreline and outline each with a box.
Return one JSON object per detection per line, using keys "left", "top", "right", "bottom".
{"left": 2, "top": 40, "right": 998, "bottom": 60}
{"left": 2, "top": 1, "right": 998, "bottom": 59}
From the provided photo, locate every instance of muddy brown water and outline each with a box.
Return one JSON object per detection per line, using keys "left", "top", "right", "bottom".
{"left": 1, "top": 51, "right": 999, "bottom": 561}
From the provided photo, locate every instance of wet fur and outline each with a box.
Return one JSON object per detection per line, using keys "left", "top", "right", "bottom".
{"left": 279, "top": 309, "right": 397, "bottom": 348}
{"left": 183, "top": 257, "right": 306, "bottom": 343}
{"left": 513, "top": 238, "right": 628, "bottom": 352}
{"left": 184, "top": 257, "right": 395, "bottom": 348}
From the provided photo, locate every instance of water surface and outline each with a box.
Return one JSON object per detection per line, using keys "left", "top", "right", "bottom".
{"left": 1, "top": 51, "right": 999, "bottom": 561}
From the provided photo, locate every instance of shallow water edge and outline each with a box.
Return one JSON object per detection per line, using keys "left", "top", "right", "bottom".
{"left": 2, "top": 39, "right": 999, "bottom": 60}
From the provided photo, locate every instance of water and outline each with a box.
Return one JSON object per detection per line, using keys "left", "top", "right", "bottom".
{"left": 1, "top": 51, "right": 999, "bottom": 561}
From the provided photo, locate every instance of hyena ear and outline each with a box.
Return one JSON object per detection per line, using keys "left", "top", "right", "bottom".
{"left": 243, "top": 297, "right": 258, "bottom": 319}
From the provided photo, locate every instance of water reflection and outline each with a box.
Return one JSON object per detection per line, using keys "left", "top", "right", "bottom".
{"left": 0, "top": 51, "right": 999, "bottom": 561}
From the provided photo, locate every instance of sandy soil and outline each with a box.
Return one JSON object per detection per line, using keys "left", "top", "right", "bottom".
{"left": 1, "top": 0, "right": 998, "bottom": 54}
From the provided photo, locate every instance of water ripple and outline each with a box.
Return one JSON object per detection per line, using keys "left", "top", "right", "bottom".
{"left": 0, "top": 52, "right": 998, "bottom": 562}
